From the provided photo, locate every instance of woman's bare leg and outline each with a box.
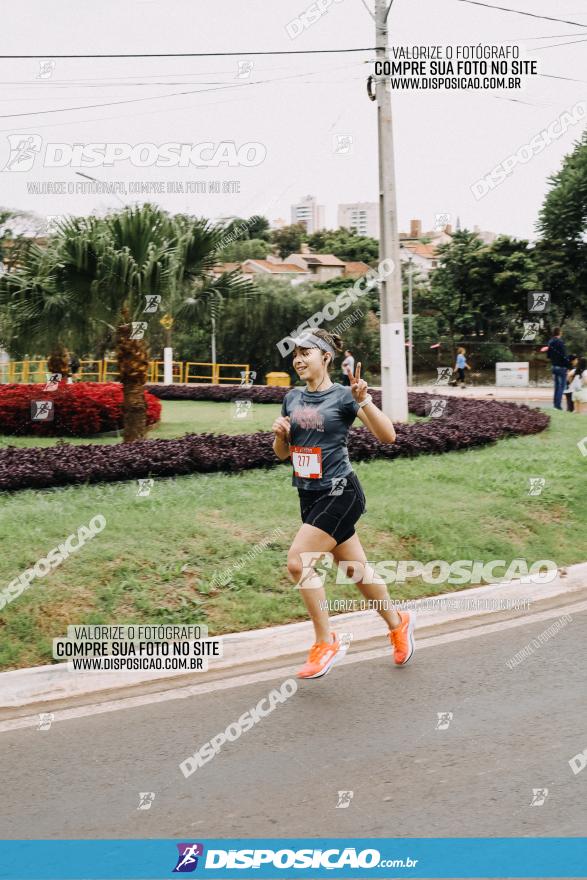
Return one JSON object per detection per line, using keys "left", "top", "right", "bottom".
{"left": 332, "top": 532, "right": 402, "bottom": 630}
{"left": 287, "top": 523, "right": 337, "bottom": 644}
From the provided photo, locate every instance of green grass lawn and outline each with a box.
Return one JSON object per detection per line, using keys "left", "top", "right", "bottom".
{"left": 0, "top": 401, "right": 585, "bottom": 670}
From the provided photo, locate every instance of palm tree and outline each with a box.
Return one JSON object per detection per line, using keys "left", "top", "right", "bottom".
{"left": 0, "top": 236, "right": 95, "bottom": 381}
{"left": 0, "top": 205, "right": 256, "bottom": 440}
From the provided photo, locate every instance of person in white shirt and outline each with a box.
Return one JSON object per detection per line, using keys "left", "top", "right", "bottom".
{"left": 570, "top": 357, "right": 587, "bottom": 414}
{"left": 341, "top": 350, "right": 355, "bottom": 387}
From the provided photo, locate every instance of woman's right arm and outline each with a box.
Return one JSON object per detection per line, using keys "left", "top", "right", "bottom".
{"left": 272, "top": 416, "right": 291, "bottom": 460}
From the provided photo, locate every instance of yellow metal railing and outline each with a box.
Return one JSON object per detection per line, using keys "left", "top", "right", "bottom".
{"left": 101, "top": 359, "right": 119, "bottom": 382}
{"left": 150, "top": 360, "right": 185, "bottom": 383}
{"left": 185, "top": 362, "right": 217, "bottom": 383}
{"left": 77, "top": 359, "right": 102, "bottom": 382}
{"left": 0, "top": 359, "right": 251, "bottom": 385}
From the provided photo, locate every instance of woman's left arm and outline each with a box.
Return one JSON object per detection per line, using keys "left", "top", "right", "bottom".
{"left": 350, "top": 362, "right": 396, "bottom": 444}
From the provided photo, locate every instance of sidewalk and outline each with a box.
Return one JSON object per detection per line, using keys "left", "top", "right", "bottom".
{"left": 1, "top": 562, "right": 585, "bottom": 719}
{"left": 409, "top": 384, "right": 553, "bottom": 405}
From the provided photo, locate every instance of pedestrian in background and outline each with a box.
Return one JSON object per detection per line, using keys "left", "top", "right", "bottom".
{"left": 454, "top": 347, "right": 470, "bottom": 388}
{"left": 546, "top": 328, "right": 569, "bottom": 410}
{"left": 341, "top": 349, "right": 355, "bottom": 387}
{"left": 570, "top": 357, "right": 587, "bottom": 414}
{"left": 565, "top": 355, "right": 579, "bottom": 412}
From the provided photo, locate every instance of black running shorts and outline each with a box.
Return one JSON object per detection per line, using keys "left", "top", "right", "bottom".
{"left": 298, "top": 471, "right": 366, "bottom": 545}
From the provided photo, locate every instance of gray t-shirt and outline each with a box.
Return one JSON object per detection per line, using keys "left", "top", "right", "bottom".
{"left": 281, "top": 382, "right": 360, "bottom": 491}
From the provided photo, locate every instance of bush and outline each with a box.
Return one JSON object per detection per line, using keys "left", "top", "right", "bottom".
{"left": 145, "top": 383, "right": 290, "bottom": 402}
{"left": 0, "top": 382, "right": 162, "bottom": 437}
{"left": 0, "top": 393, "right": 549, "bottom": 491}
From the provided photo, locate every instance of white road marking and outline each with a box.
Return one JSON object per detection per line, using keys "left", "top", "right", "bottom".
{"left": 0, "top": 599, "right": 585, "bottom": 734}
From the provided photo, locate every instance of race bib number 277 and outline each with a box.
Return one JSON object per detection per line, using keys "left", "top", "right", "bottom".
{"left": 290, "top": 446, "right": 322, "bottom": 479}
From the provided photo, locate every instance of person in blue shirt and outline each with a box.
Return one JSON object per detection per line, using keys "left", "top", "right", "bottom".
{"left": 453, "top": 347, "right": 470, "bottom": 388}
{"left": 546, "top": 328, "right": 569, "bottom": 410}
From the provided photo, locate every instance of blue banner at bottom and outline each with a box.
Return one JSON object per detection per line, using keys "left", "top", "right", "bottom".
{"left": 0, "top": 838, "right": 585, "bottom": 879}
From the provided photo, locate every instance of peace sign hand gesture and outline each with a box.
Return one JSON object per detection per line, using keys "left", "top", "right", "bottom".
{"left": 350, "top": 362, "right": 369, "bottom": 403}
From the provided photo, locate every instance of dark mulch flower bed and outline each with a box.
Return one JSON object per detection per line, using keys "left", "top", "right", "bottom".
{"left": 0, "top": 391, "right": 549, "bottom": 492}
{"left": 145, "top": 383, "right": 289, "bottom": 403}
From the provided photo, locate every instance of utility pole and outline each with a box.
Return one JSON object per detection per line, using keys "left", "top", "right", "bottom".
{"left": 374, "top": 0, "right": 408, "bottom": 420}
{"left": 408, "top": 255, "right": 413, "bottom": 386}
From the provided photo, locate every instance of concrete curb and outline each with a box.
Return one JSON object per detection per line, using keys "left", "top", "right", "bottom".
{"left": 1, "top": 562, "right": 585, "bottom": 715}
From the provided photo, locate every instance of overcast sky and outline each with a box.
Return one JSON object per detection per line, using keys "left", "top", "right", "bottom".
{"left": 0, "top": 0, "right": 586, "bottom": 240}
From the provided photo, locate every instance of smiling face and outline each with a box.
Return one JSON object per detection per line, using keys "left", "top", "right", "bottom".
{"left": 293, "top": 345, "right": 329, "bottom": 381}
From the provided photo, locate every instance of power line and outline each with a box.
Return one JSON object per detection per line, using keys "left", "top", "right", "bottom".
{"left": 0, "top": 47, "right": 376, "bottom": 60}
{"left": 454, "top": 0, "right": 587, "bottom": 28}
{"left": 539, "top": 71, "right": 587, "bottom": 83}
{"left": 528, "top": 36, "right": 587, "bottom": 50}
{"left": 0, "top": 63, "right": 367, "bottom": 123}
{"left": 0, "top": 64, "right": 361, "bottom": 119}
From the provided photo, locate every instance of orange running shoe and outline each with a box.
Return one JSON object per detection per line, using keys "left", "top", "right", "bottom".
{"left": 389, "top": 611, "right": 416, "bottom": 666}
{"left": 296, "top": 632, "right": 348, "bottom": 679}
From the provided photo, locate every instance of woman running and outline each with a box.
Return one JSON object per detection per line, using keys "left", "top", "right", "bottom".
{"left": 272, "top": 328, "right": 416, "bottom": 680}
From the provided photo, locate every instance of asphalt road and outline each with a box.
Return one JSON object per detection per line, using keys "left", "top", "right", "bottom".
{"left": 1, "top": 610, "right": 586, "bottom": 841}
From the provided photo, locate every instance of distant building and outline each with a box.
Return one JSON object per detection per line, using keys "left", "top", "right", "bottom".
{"left": 342, "top": 261, "right": 371, "bottom": 279}
{"left": 240, "top": 259, "right": 311, "bottom": 280}
{"left": 399, "top": 242, "right": 439, "bottom": 277}
{"left": 290, "top": 195, "right": 325, "bottom": 234}
{"left": 285, "top": 246, "right": 346, "bottom": 283}
{"left": 473, "top": 224, "right": 497, "bottom": 244}
{"left": 337, "top": 202, "right": 379, "bottom": 239}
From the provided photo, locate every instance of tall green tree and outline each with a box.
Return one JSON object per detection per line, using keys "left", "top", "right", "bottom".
{"left": 307, "top": 227, "right": 379, "bottom": 263}
{"left": 270, "top": 223, "right": 308, "bottom": 259}
{"left": 418, "top": 231, "right": 537, "bottom": 346}
{"left": 535, "top": 130, "right": 587, "bottom": 324}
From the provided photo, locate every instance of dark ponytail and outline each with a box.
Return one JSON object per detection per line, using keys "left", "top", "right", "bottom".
{"left": 313, "top": 328, "right": 343, "bottom": 369}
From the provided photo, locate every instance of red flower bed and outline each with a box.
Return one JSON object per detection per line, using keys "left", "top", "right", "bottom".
{"left": 0, "top": 382, "right": 162, "bottom": 437}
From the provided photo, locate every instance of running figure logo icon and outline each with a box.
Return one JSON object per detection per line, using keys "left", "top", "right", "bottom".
{"left": 44, "top": 373, "right": 61, "bottom": 392}
{"left": 37, "top": 712, "right": 54, "bottom": 731}
{"left": 522, "top": 321, "right": 540, "bottom": 341}
{"left": 236, "top": 60, "right": 254, "bottom": 78}
{"left": 336, "top": 790, "right": 354, "bottom": 808}
{"left": 137, "top": 479, "right": 154, "bottom": 497}
{"left": 333, "top": 134, "right": 353, "bottom": 156}
{"left": 37, "top": 60, "right": 56, "bottom": 80}
{"left": 528, "top": 291, "right": 550, "bottom": 313}
{"left": 31, "top": 400, "right": 54, "bottom": 421}
{"left": 137, "top": 792, "right": 155, "bottom": 810}
{"left": 329, "top": 476, "right": 347, "bottom": 496}
{"left": 2, "top": 134, "right": 42, "bottom": 171}
{"left": 173, "top": 843, "right": 204, "bottom": 873}
{"left": 233, "top": 400, "right": 252, "bottom": 419}
{"left": 298, "top": 551, "right": 334, "bottom": 589}
{"left": 528, "top": 477, "right": 546, "bottom": 496}
{"left": 530, "top": 788, "right": 549, "bottom": 806}
{"left": 435, "top": 367, "right": 453, "bottom": 385}
{"left": 427, "top": 398, "right": 448, "bottom": 418}
{"left": 130, "top": 322, "right": 148, "bottom": 340}
{"left": 436, "top": 712, "right": 453, "bottom": 730}
{"left": 143, "top": 294, "right": 162, "bottom": 313}
{"left": 434, "top": 212, "right": 450, "bottom": 231}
